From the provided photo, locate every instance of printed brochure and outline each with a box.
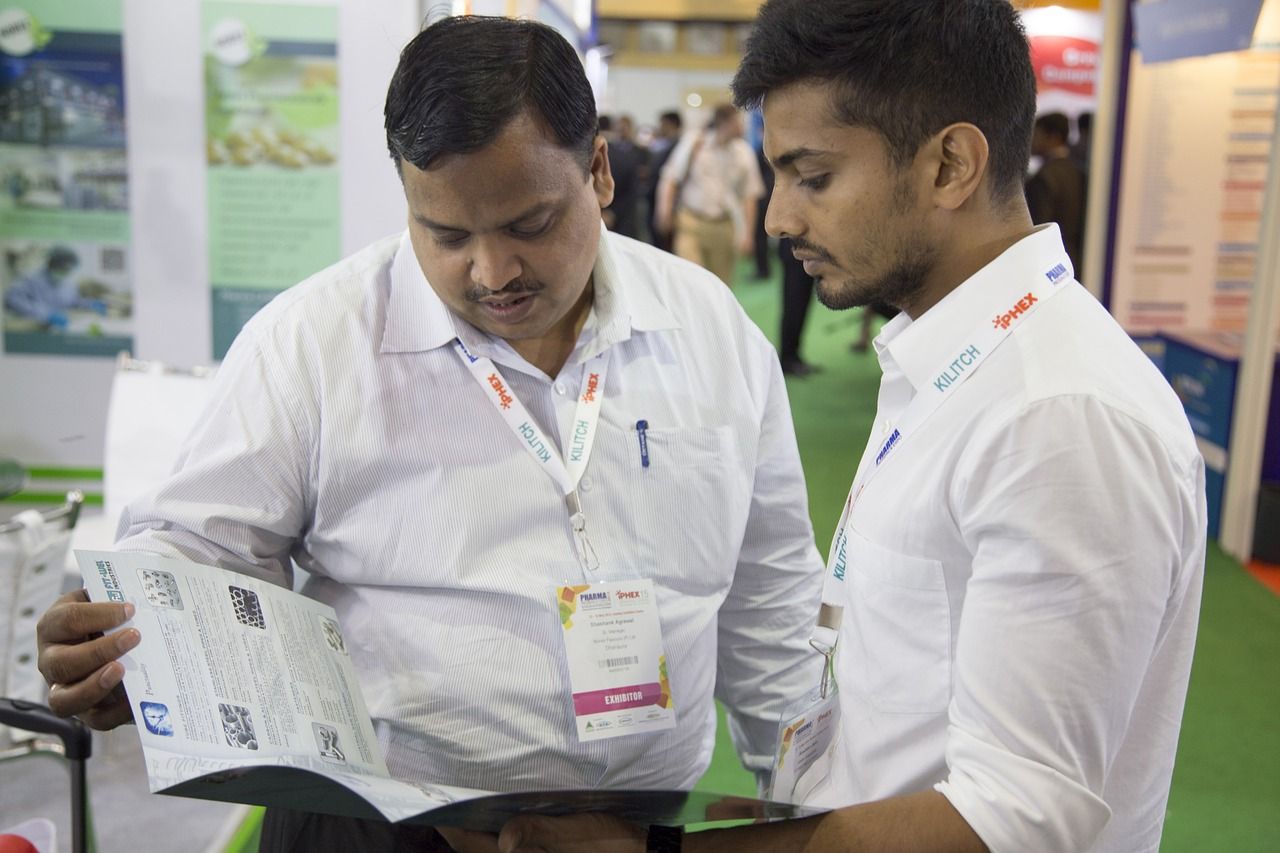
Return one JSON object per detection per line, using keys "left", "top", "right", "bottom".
{"left": 77, "top": 550, "right": 823, "bottom": 830}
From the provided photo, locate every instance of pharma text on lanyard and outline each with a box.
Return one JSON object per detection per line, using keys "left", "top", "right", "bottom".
{"left": 454, "top": 338, "right": 609, "bottom": 572}
{"left": 810, "top": 256, "right": 1075, "bottom": 697}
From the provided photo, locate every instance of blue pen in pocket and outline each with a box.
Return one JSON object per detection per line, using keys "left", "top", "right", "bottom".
{"left": 636, "top": 419, "right": 650, "bottom": 468}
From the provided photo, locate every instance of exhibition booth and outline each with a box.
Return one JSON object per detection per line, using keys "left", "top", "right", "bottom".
{"left": 2, "top": 1, "right": 1280, "bottom": 851}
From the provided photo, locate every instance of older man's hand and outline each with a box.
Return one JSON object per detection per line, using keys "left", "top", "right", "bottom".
{"left": 36, "top": 588, "right": 139, "bottom": 729}
{"left": 497, "top": 813, "right": 646, "bottom": 853}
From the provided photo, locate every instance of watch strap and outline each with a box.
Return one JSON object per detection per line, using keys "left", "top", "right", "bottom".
{"left": 646, "top": 824, "right": 684, "bottom": 852}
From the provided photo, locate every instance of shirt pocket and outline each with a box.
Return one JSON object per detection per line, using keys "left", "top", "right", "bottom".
{"left": 842, "top": 529, "right": 951, "bottom": 715}
{"left": 608, "top": 422, "right": 748, "bottom": 596}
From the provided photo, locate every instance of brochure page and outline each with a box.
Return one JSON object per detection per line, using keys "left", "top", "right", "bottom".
{"left": 77, "top": 549, "right": 827, "bottom": 829}
{"left": 77, "top": 549, "right": 484, "bottom": 819}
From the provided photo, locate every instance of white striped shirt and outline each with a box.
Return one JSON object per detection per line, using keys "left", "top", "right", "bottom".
{"left": 117, "top": 228, "right": 824, "bottom": 792}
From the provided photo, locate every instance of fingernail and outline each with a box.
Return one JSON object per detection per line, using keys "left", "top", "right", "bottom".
{"left": 116, "top": 629, "right": 139, "bottom": 653}
{"left": 123, "top": 602, "right": 135, "bottom": 619}
{"left": 99, "top": 664, "right": 124, "bottom": 689}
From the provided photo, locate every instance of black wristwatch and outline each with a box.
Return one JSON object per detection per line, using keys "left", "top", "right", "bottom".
{"left": 646, "top": 824, "right": 684, "bottom": 852}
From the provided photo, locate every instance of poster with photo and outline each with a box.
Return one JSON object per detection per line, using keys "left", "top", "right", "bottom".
{"left": 0, "top": 0, "right": 132, "bottom": 357}
{"left": 203, "top": 0, "right": 340, "bottom": 359}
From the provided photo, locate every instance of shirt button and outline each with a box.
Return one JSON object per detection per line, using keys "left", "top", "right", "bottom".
{"left": 580, "top": 476, "right": 594, "bottom": 491}
{"left": 554, "top": 382, "right": 567, "bottom": 396}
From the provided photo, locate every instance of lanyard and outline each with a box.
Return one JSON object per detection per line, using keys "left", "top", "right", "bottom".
{"left": 454, "top": 337, "right": 610, "bottom": 572}
{"left": 810, "top": 255, "right": 1075, "bottom": 696}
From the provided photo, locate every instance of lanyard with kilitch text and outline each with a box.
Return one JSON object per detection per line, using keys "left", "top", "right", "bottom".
{"left": 453, "top": 337, "right": 609, "bottom": 572}
{"left": 810, "top": 254, "right": 1076, "bottom": 697}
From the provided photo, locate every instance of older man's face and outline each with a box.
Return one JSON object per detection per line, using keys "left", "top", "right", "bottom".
{"left": 401, "top": 112, "right": 614, "bottom": 371}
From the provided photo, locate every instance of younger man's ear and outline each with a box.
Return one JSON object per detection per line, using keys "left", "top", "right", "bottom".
{"left": 926, "top": 123, "right": 989, "bottom": 211}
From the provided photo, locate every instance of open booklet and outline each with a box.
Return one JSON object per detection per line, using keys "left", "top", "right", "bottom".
{"left": 77, "top": 550, "right": 825, "bottom": 831}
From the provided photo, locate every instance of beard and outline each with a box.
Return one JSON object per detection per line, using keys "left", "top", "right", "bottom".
{"left": 802, "top": 170, "right": 939, "bottom": 312}
{"left": 814, "top": 249, "right": 936, "bottom": 311}
{"left": 812, "top": 226, "right": 939, "bottom": 312}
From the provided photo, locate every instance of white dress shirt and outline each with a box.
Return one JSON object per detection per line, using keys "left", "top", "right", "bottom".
{"left": 661, "top": 133, "right": 764, "bottom": 221}
{"left": 117, "top": 227, "right": 824, "bottom": 792}
{"left": 807, "top": 225, "right": 1206, "bottom": 853}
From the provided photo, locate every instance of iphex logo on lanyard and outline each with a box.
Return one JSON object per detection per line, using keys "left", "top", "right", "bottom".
{"left": 454, "top": 339, "right": 609, "bottom": 572}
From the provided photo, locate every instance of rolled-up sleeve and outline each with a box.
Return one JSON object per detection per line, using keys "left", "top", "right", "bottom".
{"left": 935, "top": 395, "right": 1199, "bottom": 851}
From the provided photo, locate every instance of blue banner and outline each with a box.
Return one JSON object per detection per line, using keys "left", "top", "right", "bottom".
{"left": 1134, "top": 0, "right": 1264, "bottom": 63}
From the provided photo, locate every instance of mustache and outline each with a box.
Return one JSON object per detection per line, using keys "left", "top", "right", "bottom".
{"left": 464, "top": 279, "right": 545, "bottom": 302}
{"left": 788, "top": 238, "right": 835, "bottom": 264}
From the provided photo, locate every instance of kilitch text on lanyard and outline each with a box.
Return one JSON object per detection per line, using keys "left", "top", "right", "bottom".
{"left": 809, "top": 255, "right": 1076, "bottom": 697}
{"left": 454, "top": 338, "right": 609, "bottom": 572}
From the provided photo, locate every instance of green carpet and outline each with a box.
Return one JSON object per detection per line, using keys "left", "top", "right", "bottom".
{"left": 693, "top": 260, "right": 1280, "bottom": 850}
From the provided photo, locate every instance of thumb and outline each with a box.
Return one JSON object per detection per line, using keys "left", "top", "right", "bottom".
{"left": 497, "top": 816, "right": 534, "bottom": 852}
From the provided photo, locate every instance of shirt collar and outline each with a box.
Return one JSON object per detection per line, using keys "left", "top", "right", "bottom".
{"left": 878, "top": 223, "right": 1072, "bottom": 392}
{"left": 380, "top": 224, "right": 680, "bottom": 359}
{"left": 382, "top": 230, "right": 457, "bottom": 354}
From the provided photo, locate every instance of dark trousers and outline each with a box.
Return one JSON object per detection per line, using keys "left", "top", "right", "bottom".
{"left": 259, "top": 808, "right": 454, "bottom": 852}
{"left": 779, "top": 241, "right": 814, "bottom": 363}
{"left": 753, "top": 195, "right": 771, "bottom": 278}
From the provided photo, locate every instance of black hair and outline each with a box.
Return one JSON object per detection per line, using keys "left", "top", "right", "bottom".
{"left": 385, "top": 15, "right": 597, "bottom": 173}
{"left": 46, "top": 246, "right": 78, "bottom": 271}
{"left": 710, "top": 103, "right": 739, "bottom": 129}
{"left": 1076, "top": 112, "right": 1093, "bottom": 134}
{"left": 659, "top": 111, "right": 682, "bottom": 129}
{"left": 731, "top": 0, "right": 1037, "bottom": 203}
{"left": 1035, "top": 112, "right": 1070, "bottom": 142}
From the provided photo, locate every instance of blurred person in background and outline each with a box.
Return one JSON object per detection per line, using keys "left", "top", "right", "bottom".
{"left": 655, "top": 104, "right": 764, "bottom": 287}
{"left": 1025, "top": 112, "right": 1086, "bottom": 278}
{"left": 598, "top": 113, "right": 644, "bottom": 239}
{"left": 777, "top": 241, "right": 818, "bottom": 376}
{"left": 1070, "top": 111, "right": 1093, "bottom": 176}
{"left": 752, "top": 121, "right": 774, "bottom": 280}
{"left": 645, "top": 110, "right": 683, "bottom": 253}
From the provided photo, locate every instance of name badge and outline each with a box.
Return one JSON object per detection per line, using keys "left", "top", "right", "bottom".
{"left": 769, "top": 685, "right": 840, "bottom": 804}
{"left": 555, "top": 580, "right": 676, "bottom": 741}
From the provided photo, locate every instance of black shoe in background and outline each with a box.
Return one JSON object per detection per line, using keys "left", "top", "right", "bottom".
{"left": 781, "top": 359, "right": 820, "bottom": 377}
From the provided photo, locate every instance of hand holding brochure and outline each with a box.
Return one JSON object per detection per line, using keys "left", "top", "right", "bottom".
{"left": 77, "top": 550, "right": 824, "bottom": 830}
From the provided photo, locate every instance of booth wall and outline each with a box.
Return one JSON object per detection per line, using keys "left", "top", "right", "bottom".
{"left": 1, "top": 0, "right": 418, "bottom": 477}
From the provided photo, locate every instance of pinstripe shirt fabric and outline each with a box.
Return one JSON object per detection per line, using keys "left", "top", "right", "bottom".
{"left": 117, "top": 227, "right": 825, "bottom": 792}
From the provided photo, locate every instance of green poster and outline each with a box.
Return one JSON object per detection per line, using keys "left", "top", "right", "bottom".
{"left": 203, "top": 1, "right": 340, "bottom": 359}
{"left": 0, "top": 1, "right": 133, "bottom": 358}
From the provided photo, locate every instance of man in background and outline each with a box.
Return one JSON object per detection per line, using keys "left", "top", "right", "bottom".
{"left": 1025, "top": 112, "right": 1087, "bottom": 277}
{"left": 644, "top": 110, "right": 683, "bottom": 253}
{"left": 599, "top": 113, "right": 644, "bottom": 240}
{"left": 1070, "top": 111, "right": 1093, "bottom": 175}
{"left": 655, "top": 104, "right": 764, "bottom": 287}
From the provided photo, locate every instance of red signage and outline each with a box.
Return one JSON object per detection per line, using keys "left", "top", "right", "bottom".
{"left": 1029, "top": 35, "right": 1098, "bottom": 96}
